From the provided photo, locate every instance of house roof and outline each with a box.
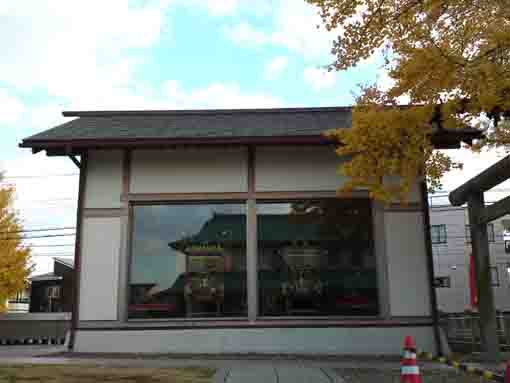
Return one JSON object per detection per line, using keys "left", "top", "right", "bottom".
{"left": 18, "top": 107, "right": 482, "bottom": 154}
{"left": 54, "top": 257, "right": 74, "bottom": 269}
{"left": 30, "top": 272, "right": 63, "bottom": 282}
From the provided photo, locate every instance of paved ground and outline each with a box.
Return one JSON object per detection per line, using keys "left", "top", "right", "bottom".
{"left": 214, "top": 364, "right": 341, "bottom": 383}
{"left": 0, "top": 346, "right": 483, "bottom": 383}
{"left": 0, "top": 345, "right": 67, "bottom": 358}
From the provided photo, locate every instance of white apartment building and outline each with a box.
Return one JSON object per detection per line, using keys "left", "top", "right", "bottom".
{"left": 430, "top": 203, "right": 510, "bottom": 313}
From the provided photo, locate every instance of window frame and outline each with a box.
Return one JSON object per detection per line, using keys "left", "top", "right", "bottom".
{"left": 47, "top": 285, "right": 61, "bottom": 299}
{"left": 255, "top": 198, "right": 379, "bottom": 318}
{"left": 126, "top": 196, "right": 381, "bottom": 322}
{"left": 431, "top": 224, "right": 447, "bottom": 244}
{"left": 434, "top": 276, "right": 451, "bottom": 288}
{"left": 127, "top": 200, "right": 249, "bottom": 321}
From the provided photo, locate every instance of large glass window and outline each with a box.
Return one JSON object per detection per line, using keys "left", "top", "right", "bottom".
{"left": 128, "top": 203, "right": 247, "bottom": 319}
{"left": 257, "top": 199, "right": 378, "bottom": 316}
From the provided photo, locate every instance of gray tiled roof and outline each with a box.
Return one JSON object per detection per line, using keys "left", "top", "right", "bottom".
{"left": 22, "top": 107, "right": 352, "bottom": 142}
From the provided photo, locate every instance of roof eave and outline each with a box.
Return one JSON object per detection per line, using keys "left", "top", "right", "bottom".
{"left": 19, "top": 129, "right": 482, "bottom": 156}
{"left": 19, "top": 135, "right": 334, "bottom": 155}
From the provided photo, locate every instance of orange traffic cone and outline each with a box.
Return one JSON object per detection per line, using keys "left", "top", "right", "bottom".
{"left": 401, "top": 336, "right": 422, "bottom": 383}
{"left": 505, "top": 358, "right": 510, "bottom": 383}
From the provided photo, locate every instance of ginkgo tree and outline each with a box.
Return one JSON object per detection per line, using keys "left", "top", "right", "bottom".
{"left": 307, "top": 0, "right": 510, "bottom": 202}
{"left": 0, "top": 171, "right": 31, "bottom": 312}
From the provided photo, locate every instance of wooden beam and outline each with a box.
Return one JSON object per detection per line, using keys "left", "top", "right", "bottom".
{"left": 68, "top": 155, "right": 81, "bottom": 169}
{"left": 246, "top": 145, "right": 258, "bottom": 320}
{"left": 481, "top": 195, "right": 510, "bottom": 224}
{"left": 420, "top": 182, "right": 443, "bottom": 356}
{"left": 468, "top": 192, "right": 500, "bottom": 361}
{"left": 68, "top": 152, "right": 88, "bottom": 351}
{"left": 450, "top": 154, "right": 510, "bottom": 206}
{"left": 122, "top": 150, "right": 131, "bottom": 197}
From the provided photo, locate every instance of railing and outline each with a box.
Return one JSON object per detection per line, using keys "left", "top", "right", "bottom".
{"left": 441, "top": 313, "right": 510, "bottom": 352}
{"left": 0, "top": 312, "right": 71, "bottom": 345}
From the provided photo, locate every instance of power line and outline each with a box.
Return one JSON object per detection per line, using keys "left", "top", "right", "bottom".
{"left": 30, "top": 254, "right": 74, "bottom": 257}
{"left": 0, "top": 233, "right": 75, "bottom": 241}
{"left": 17, "top": 198, "right": 76, "bottom": 204}
{"left": 26, "top": 244, "right": 75, "bottom": 248}
{"left": 2, "top": 173, "right": 78, "bottom": 179}
{"left": 0, "top": 226, "right": 76, "bottom": 234}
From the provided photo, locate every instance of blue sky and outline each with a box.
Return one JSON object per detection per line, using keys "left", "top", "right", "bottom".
{"left": 0, "top": 0, "right": 507, "bottom": 274}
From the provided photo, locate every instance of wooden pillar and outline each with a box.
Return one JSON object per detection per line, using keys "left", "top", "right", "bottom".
{"left": 246, "top": 146, "right": 258, "bottom": 320}
{"left": 68, "top": 152, "right": 88, "bottom": 350}
{"left": 468, "top": 192, "right": 500, "bottom": 361}
{"left": 420, "top": 182, "right": 442, "bottom": 355}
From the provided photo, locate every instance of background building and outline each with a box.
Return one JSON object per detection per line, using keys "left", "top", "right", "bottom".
{"left": 29, "top": 257, "right": 74, "bottom": 313}
{"left": 430, "top": 200, "right": 510, "bottom": 313}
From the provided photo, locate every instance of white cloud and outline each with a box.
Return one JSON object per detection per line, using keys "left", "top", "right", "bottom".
{"left": 0, "top": 89, "right": 25, "bottom": 124}
{"left": 162, "top": 80, "right": 283, "bottom": 109}
{"left": 183, "top": 0, "right": 272, "bottom": 17}
{"left": 204, "top": 0, "right": 239, "bottom": 16}
{"left": 0, "top": 1, "right": 169, "bottom": 99}
{"left": 225, "top": 0, "right": 336, "bottom": 60}
{"left": 224, "top": 22, "right": 269, "bottom": 46}
{"left": 263, "top": 56, "right": 289, "bottom": 80}
{"left": 303, "top": 67, "right": 336, "bottom": 92}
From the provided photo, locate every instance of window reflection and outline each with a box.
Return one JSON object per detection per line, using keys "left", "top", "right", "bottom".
{"left": 258, "top": 199, "right": 378, "bottom": 317}
{"left": 128, "top": 204, "right": 247, "bottom": 319}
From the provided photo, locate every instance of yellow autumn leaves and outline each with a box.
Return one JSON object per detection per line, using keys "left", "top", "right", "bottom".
{"left": 308, "top": 0, "right": 510, "bottom": 202}
{"left": 0, "top": 173, "right": 31, "bottom": 312}
{"left": 325, "top": 89, "right": 461, "bottom": 202}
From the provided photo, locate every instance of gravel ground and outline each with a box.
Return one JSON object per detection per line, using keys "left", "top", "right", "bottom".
{"left": 338, "top": 368, "right": 494, "bottom": 383}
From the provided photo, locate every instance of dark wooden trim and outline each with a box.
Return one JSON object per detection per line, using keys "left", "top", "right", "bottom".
{"left": 122, "top": 192, "right": 249, "bottom": 203}
{"left": 420, "top": 181, "right": 442, "bottom": 356}
{"left": 76, "top": 319, "right": 434, "bottom": 331}
{"left": 68, "top": 155, "right": 81, "bottom": 169}
{"left": 68, "top": 152, "right": 88, "bottom": 350}
{"left": 20, "top": 127, "right": 482, "bottom": 153}
{"left": 481, "top": 195, "right": 510, "bottom": 224}
{"left": 21, "top": 135, "right": 331, "bottom": 151}
{"left": 83, "top": 208, "right": 127, "bottom": 218}
{"left": 122, "top": 150, "right": 131, "bottom": 197}
{"left": 122, "top": 204, "right": 134, "bottom": 323}
{"left": 450, "top": 153, "right": 510, "bottom": 206}
{"left": 247, "top": 145, "right": 255, "bottom": 197}
{"left": 255, "top": 191, "right": 366, "bottom": 200}
{"left": 121, "top": 191, "right": 372, "bottom": 203}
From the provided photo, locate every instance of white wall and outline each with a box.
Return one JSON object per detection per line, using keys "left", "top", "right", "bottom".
{"left": 430, "top": 206, "right": 510, "bottom": 313}
{"left": 85, "top": 150, "right": 123, "bottom": 208}
{"left": 79, "top": 217, "right": 121, "bottom": 321}
{"left": 74, "top": 325, "right": 436, "bottom": 354}
{"left": 385, "top": 211, "right": 432, "bottom": 317}
{"left": 130, "top": 148, "right": 247, "bottom": 193}
{"left": 255, "top": 146, "right": 346, "bottom": 192}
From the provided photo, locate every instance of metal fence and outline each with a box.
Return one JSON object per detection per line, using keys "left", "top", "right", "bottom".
{"left": 0, "top": 312, "right": 70, "bottom": 345}
{"left": 441, "top": 313, "right": 510, "bottom": 352}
